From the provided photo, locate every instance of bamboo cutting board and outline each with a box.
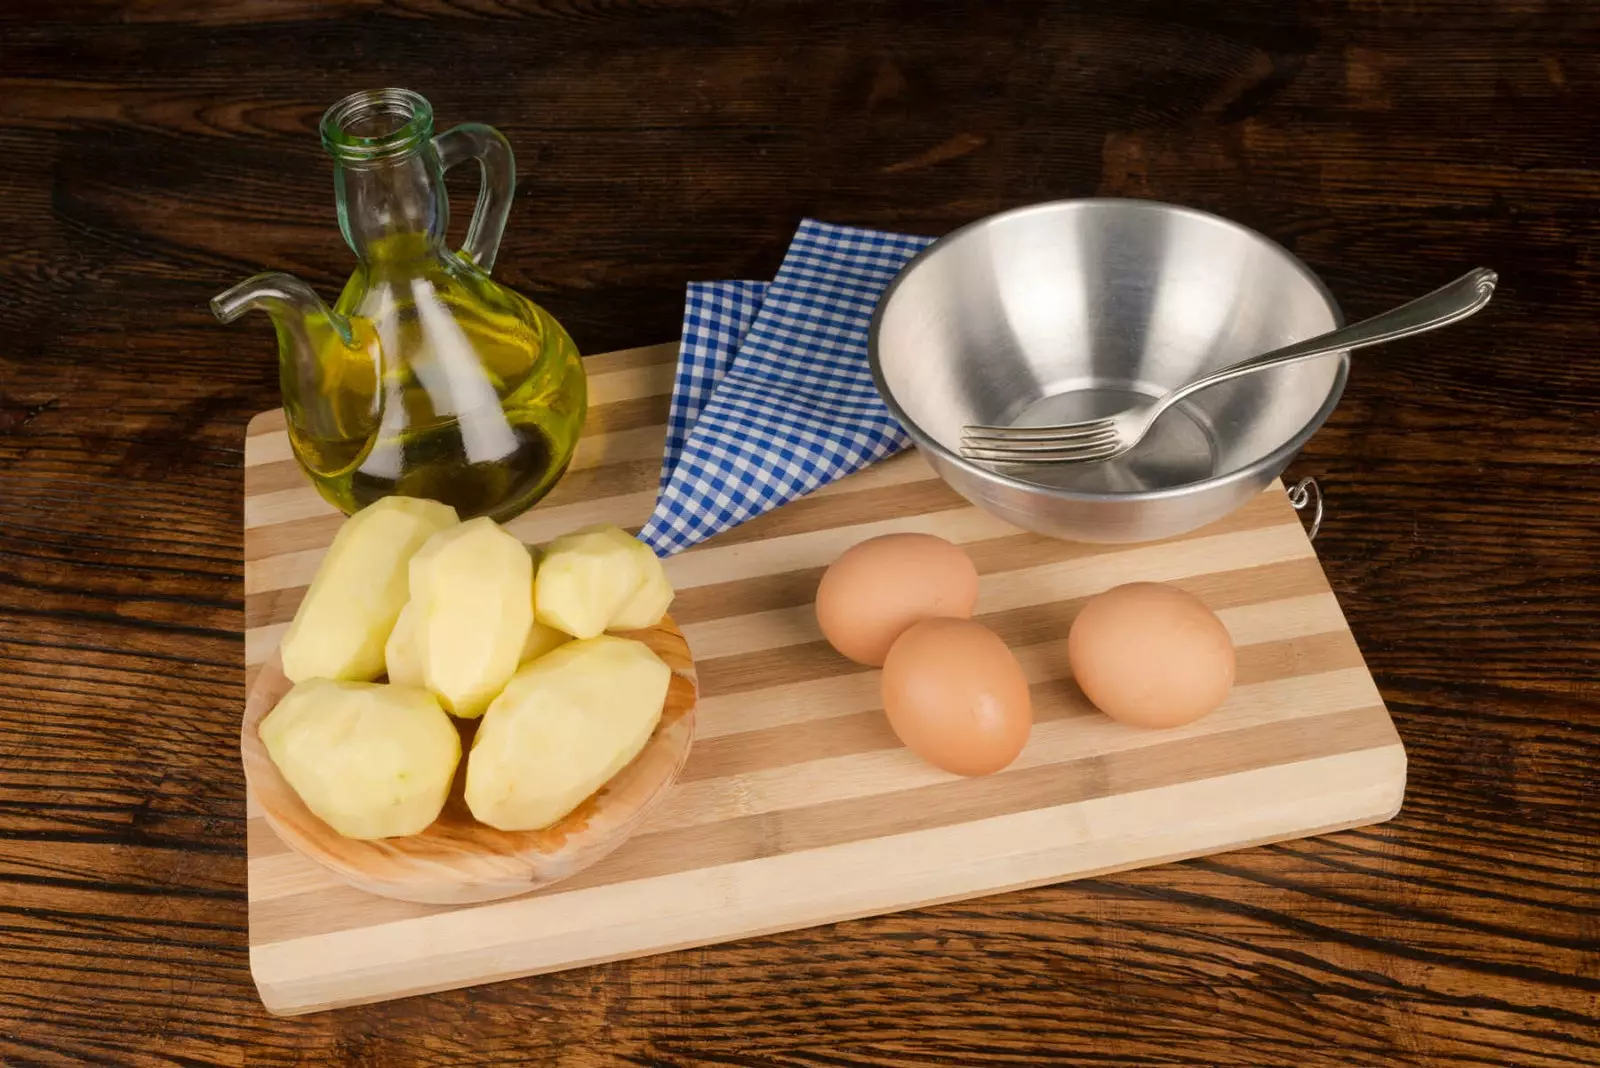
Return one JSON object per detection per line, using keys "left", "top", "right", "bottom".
{"left": 243, "top": 341, "right": 1406, "bottom": 1016}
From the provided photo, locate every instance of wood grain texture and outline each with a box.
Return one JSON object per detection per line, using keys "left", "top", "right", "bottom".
{"left": 241, "top": 344, "right": 1405, "bottom": 1015}
{"left": 2, "top": 0, "right": 1597, "bottom": 1062}
{"left": 242, "top": 615, "right": 697, "bottom": 907}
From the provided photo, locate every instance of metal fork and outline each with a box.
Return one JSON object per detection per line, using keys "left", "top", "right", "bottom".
{"left": 959, "top": 267, "right": 1498, "bottom": 466}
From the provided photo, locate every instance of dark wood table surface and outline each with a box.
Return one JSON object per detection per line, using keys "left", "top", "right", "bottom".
{"left": 3, "top": 1, "right": 1597, "bottom": 1064}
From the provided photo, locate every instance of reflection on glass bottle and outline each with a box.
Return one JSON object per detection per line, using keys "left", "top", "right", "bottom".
{"left": 213, "top": 88, "right": 586, "bottom": 522}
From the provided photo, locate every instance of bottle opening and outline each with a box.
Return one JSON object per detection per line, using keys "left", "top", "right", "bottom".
{"left": 321, "top": 88, "right": 434, "bottom": 163}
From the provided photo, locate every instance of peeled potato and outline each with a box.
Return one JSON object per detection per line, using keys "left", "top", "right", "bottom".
{"left": 384, "top": 601, "right": 424, "bottom": 688}
{"left": 516, "top": 544, "right": 573, "bottom": 663}
{"left": 465, "top": 635, "right": 671, "bottom": 831}
{"left": 609, "top": 538, "right": 674, "bottom": 631}
{"left": 520, "top": 618, "right": 571, "bottom": 664}
{"left": 389, "top": 544, "right": 568, "bottom": 688}
{"left": 408, "top": 517, "right": 534, "bottom": 719}
{"left": 259, "top": 678, "right": 460, "bottom": 840}
{"left": 535, "top": 525, "right": 658, "bottom": 639}
{"left": 280, "top": 496, "right": 459, "bottom": 684}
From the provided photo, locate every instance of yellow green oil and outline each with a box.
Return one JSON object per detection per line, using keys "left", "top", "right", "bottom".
{"left": 280, "top": 234, "right": 586, "bottom": 522}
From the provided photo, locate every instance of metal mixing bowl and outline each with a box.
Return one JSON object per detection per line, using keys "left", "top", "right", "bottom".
{"left": 869, "top": 198, "right": 1347, "bottom": 543}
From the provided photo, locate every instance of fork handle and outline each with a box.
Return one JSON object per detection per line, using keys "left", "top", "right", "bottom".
{"left": 1162, "top": 267, "right": 1498, "bottom": 411}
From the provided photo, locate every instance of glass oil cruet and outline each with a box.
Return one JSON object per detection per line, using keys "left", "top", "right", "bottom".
{"left": 213, "top": 88, "right": 586, "bottom": 522}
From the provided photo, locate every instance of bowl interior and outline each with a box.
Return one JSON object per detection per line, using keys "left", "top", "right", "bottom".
{"left": 874, "top": 200, "right": 1344, "bottom": 495}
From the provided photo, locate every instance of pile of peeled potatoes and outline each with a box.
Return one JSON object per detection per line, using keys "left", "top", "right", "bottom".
{"left": 260, "top": 496, "right": 676, "bottom": 841}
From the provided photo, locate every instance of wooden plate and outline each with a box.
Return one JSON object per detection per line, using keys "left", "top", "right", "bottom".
{"left": 241, "top": 618, "right": 698, "bottom": 905}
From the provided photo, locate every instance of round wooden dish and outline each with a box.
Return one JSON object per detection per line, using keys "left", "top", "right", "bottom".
{"left": 242, "top": 618, "right": 697, "bottom": 905}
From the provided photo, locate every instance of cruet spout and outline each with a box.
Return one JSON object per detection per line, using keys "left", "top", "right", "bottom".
{"left": 212, "top": 271, "right": 353, "bottom": 343}
{"left": 212, "top": 271, "right": 381, "bottom": 486}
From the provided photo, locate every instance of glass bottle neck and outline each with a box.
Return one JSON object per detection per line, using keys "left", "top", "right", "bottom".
{"left": 321, "top": 88, "right": 448, "bottom": 262}
{"left": 334, "top": 153, "right": 449, "bottom": 262}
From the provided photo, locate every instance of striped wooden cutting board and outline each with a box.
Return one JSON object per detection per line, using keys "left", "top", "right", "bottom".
{"left": 243, "top": 341, "right": 1406, "bottom": 1016}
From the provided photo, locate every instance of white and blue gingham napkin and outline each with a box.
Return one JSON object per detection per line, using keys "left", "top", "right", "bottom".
{"left": 640, "top": 219, "right": 933, "bottom": 556}
{"left": 657, "top": 280, "right": 768, "bottom": 497}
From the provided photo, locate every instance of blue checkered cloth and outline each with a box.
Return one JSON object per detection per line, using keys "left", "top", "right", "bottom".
{"left": 657, "top": 280, "right": 768, "bottom": 496}
{"left": 640, "top": 219, "right": 934, "bottom": 556}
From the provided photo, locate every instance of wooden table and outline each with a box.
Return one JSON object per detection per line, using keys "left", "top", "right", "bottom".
{"left": 2, "top": 1, "right": 1596, "bottom": 1063}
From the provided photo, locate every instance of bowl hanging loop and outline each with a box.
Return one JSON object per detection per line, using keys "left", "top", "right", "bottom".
{"left": 1287, "top": 476, "right": 1324, "bottom": 541}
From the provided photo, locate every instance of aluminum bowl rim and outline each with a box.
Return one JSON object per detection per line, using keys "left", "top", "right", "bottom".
{"left": 868, "top": 197, "right": 1349, "bottom": 506}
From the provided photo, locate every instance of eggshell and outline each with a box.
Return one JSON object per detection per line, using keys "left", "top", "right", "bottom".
{"left": 1067, "top": 582, "right": 1235, "bottom": 729}
{"left": 881, "top": 617, "right": 1032, "bottom": 776}
{"left": 815, "top": 533, "right": 980, "bottom": 667}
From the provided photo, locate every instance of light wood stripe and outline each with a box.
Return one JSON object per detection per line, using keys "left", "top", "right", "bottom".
{"left": 245, "top": 408, "right": 288, "bottom": 437}
{"left": 240, "top": 343, "right": 679, "bottom": 452}
{"left": 244, "top": 392, "right": 677, "bottom": 531}
{"left": 242, "top": 437, "right": 1287, "bottom": 610}
{"left": 243, "top": 424, "right": 669, "bottom": 519}
{"left": 588, "top": 360, "right": 678, "bottom": 407}
{"left": 242, "top": 589, "right": 1349, "bottom": 861}
{"left": 245, "top": 623, "right": 288, "bottom": 670}
{"left": 248, "top": 723, "right": 1400, "bottom": 952}
{"left": 251, "top": 744, "right": 1405, "bottom": 1015}
{"left": 242, "top": 510, "right": 1308, "bottom": 667}
{"left": 245, "top": 487, "right": 655, "bottom": 595}
{"left": 245, "top": 460, "right": 337, "bottom": 501}
{"left": 242, "top": 614, "right": 1368, "bottom": 883}
{"left": 240, "top": 338, "right": 1403, "bottom": 1015}
{"left": 683, "top": 632, "right": 1365, "bottom": 790}
{"left": 242, "top": 450, "right": 946, "bottom": 622}
{"left": 245, "top": 347, "right": 677, "bottom": 439}
{"left": 647, "top": 665, "right": 1379, "bottom": 831}
{"left": 688, "top": 591, "right": 1350, "bottom": 739}
{"left": 244, "top": 373, "right": 673, "bottom": 529}
{"left": 572, "top": 342, "right": 679, "bottom": 377}
{"left": 245, "top": 431, "right": 293, "bottom": 468}
{"left": 678, "top": 522, "right": 1314, "bottom": 664}
{"left": 244, "top": 487, "right": 339, "bottom": 532}
{"left": 243, "top": 494, "right": 1283, "bottom": 635}
{"left": 253, "top": 744, "right": 1404, "bottom": 1013}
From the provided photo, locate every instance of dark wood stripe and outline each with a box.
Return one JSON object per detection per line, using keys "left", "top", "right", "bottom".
{"left": 248, "top": 705, "right": 1401, "bottom": 943}
{"left": 242, "top": 513, "right": 342, "bottom": 567}
{"left": 703, "top": 477, "right": 966, "bottom": 547}
{"left": 243, "top": 588, "right": 308, "bottom": 632}
{"left": 240, "top": 345, "right": 677, "bottom": 443}
{"left": 692, "top": 553, "right": 1330, "bottom": 699}
{"left": 694, "top": 450, "right": 1296, "bottom": 552}
{"left": 242, "top": 626, "right": 1368, "bottom": 866}
{"left": 242, "top": 467, "right": 661, "bottom": 569}
{"left": 247, "top": 436, "right": 664, "bottom": 523}
{"left": 246, "top": 457, "right": 325, "bottom": 497}
{"left": 680, "top": 629, "right": 1368, "bottom": 784}
{"left": 243, "top": 405, "right": 670, "bottom": 562}
{"left": 668, "top": 567, "right": 831, "bottom": 626}
{"left": 242, "top": 464, "right": 1301, "bottom": 627}
{"left": 246, "top": 409, "right": 286, "bottom": 436}
{"left": 561, "top": 393, "right": 673, "bottom": 441}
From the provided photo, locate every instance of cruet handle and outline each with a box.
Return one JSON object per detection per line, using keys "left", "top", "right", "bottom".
{"left": 432, "top": 123, "right": 515, "bottom": 273}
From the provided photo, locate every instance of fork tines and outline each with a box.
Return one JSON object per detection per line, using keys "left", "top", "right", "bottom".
{"left": 959, "top": 419, "right": 1123, "bottom": 464}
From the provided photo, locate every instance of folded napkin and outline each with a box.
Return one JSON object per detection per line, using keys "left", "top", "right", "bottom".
{"left": 657, "top": 280, "right": 768, "bottom": 497}
{"left": 640, "top": 219, "right": 933, "bottom": 556}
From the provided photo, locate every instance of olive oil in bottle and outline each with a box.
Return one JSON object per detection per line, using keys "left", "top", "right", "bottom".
{"left": 215, "top": 88, "right": 587, "bottom": 523}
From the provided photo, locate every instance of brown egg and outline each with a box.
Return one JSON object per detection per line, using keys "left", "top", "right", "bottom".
{"left": 881, "top": 617, "right": 1032, "bottom": 776}
{"left": 815, "top": 533, "right": 980, "bottom": 666}
{"left": 1067, "top": 582, "right": 1235, "bottom": 729}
